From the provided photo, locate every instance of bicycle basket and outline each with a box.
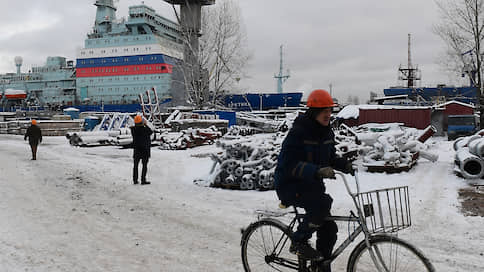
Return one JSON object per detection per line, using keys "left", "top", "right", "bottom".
{"left": 356, "top": 186, "right": 411, "bottom": 233}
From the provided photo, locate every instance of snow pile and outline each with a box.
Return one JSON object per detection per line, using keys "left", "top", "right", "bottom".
{"left": 159, "top": 126, "right": 222, "bottom": 150}
{"left": 336, "top": 123, "right": 438, "bottom": 172}
{"left": 336, "top": 104, "right": 360, "bottom": 119}
{"left": 63, "top": 107, "right": 80, "bottom": 112}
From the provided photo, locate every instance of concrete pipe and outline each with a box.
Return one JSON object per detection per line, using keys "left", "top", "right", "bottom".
{"left": 455, "top": 148, "right": 484, "bottom": 179}
{"left": 468, "top": 138, "right": 484, "bottom": 159}
{"left": 453, "top": 135, "right": 481, "bottom": 151}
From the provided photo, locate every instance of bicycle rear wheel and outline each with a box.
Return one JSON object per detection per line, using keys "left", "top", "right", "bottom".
{"left": 347, "top": 234, "right": 435, "bottom": 272}
{"left": 241, "top": 218, "right": 299, "bottom": 271}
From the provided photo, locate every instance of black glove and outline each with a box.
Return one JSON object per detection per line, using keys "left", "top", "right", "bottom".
{"left": 345, "top": 162, "right": 355, "bottom": 176}
{"left": 316, "top": 167, "right": 335, "bottom": 179}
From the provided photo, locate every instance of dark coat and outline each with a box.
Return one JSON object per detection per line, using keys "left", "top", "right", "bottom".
{"left": 24, "top": 125, "right": 42, "bottom": 145}
{"left": 130, "top": 124, "right": 153, "bottom": 159}
{"left": 274, "top": 114, "right": 348, "bottom": 205}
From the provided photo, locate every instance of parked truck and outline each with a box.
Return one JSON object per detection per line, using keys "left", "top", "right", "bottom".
{"left": 447, "top": 115, "right": 477, "bottom": 141}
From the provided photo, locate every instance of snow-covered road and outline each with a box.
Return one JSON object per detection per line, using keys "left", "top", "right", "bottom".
{"left": 0, "top": 135, "right": 483, "bottom": 271}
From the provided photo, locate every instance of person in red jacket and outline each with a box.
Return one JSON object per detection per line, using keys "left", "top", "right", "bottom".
{"left": 24, "top": 119, "right": 42, "bottom": 160}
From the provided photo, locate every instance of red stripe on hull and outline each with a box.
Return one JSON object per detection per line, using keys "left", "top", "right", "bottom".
{"left": 76, "top": 64, "right": 173, "bottom": 78}
{"left": 5, "top": 94, "right": 27, "bottom": 99}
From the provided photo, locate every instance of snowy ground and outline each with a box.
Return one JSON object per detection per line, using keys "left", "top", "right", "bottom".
{"left": 0, "top": 134, "right": 483, "bottom": 271}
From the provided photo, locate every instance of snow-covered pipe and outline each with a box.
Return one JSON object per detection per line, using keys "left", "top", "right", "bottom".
{"left": 382, "top": 151, "right": 400, "bottom": 162}
{"left": 246, "top": 180, "right": 255, "bottom": 190}
{"left": 241, "top": 159, "right": 264, "bottom": 168}
{"left": 454, "top": 135, "right": 481, "bottom": 151}
{"left": 453, "top": 137, "right": 468, "bottom": 151}
{"left": 117, "top": 138, "right": 133, "bottom": 146}
{"left": 455, "top": 148, "right": 484, "bottom": 179}
{"left": 234, "top": 167, "right": 244, "bottom": 177}
{"left": 417, "top": 125, "right": 437, "bottom": 143}
{"left": 225, "top": 174, "right": 235, "bottom": 184}
{"left": 468, "top": 138, "right": 484, "bottom": 159}
{"left": 242, "top": 174, "right": 252, "bottom": 183}
{"left": 401, "top": 141, "right": 418, "bottom": 152}
{"left": 378, "top": 135, "right": 396, "bottom": 153}
{"left": 419, "top": 150, "right": 439, "bottom": 163}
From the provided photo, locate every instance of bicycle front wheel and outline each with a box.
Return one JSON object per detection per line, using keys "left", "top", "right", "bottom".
{"left": 347, "top": 234, "right": 435, "bottom": 272}
{"left": 241, "top": 218, "right": 298, "bottom": 271}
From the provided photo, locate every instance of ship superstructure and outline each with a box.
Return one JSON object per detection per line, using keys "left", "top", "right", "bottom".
{"left": 0, "top": 56, "right": 76, "bottom": 110}
{"left": 0, "top": 0, "right": 183, "bottom": 111}
{"left": 75, "top": 0, "right": 184, "bottom": 105}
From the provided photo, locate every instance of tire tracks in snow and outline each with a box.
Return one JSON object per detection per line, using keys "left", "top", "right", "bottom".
{"left": 0, "top": 138, "right": 244, "bottom": 271}
{"left": 409, "top": 158, "right": 483, "bottom": 272}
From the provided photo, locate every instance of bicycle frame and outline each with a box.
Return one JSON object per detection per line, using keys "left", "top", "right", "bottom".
{"left": 332, "top": 170, "right": 394, "bottom": 271}
{"left": 281, "top": 170, "right": 395, "bottom": 271}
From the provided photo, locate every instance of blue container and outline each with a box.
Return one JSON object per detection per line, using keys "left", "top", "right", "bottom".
{"left": 63, "top": 108, "right": 80, "bottom": 119}
{"left": 224, "top": 92, "right": 303, "bottom": 111}
{"left": 84, "top": 116, "right": 100, "bottom": 131}
{"left": 195, "top": 110, "right": 236, "bottom": 127}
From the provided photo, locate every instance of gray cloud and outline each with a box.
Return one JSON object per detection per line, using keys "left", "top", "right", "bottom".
{"left": 0, "top": 0, "right": 469, "bottom": 103}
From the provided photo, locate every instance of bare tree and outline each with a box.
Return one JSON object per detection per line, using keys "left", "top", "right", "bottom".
{"left": 434, "top": 0, "right": 484, "bottom": 127}
{"left": 353, "top": 96, "right": 360, "bottom": 105}
{"left": 172, "top": 0, "right": 250, "bottom": 109}
{"left": 346, "top": 95, "right": 354, "bottom": 105}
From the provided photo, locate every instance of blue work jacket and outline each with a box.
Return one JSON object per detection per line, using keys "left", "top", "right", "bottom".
{"left": 274, "top": 114, "right": 348, "bottom": 204}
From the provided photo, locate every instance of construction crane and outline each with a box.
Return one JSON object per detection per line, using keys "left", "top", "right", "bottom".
{"left": 274, "top": 45, "right": 290, "bottom": 94}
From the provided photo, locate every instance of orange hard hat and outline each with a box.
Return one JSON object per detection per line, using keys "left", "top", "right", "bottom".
{"left": 307, "top": 89, "right": 337, "bottom": 108}
{"left": 134, "top": 115, "right": 143, "bottom": 124}
{"left": 31, "top": 120, "right": 37, "bottom": 125}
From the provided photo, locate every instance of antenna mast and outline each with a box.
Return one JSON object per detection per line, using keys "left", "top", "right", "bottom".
{"left": 398, "top": 33, "right": 421, "bottom": 88}
{"left": 274, "top": 45, "right": 290, "bottom": 93}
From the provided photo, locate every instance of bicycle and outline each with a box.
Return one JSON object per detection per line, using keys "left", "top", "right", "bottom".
{"left": 240, "top": 170, "right": 435, "bottom": 271}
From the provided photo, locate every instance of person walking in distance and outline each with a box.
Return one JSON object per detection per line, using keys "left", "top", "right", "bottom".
{"left": 274, "top": 89, "right": 354, "bottom": 272}
{"left": 24, "top": 119, "right": 42, "bottom": 160}
{"left": 131, "top": 115, "right": 153, "bottom": 185}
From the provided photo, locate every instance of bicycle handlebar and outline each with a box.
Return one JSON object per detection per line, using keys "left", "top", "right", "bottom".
{"left": 334, "top": 166, "right": 360, "bottom": 197}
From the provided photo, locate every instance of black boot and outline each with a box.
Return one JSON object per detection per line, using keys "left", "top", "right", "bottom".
{"left": 289, "top": 241, "right": 323, "bottom": 260}
{"left": 310, "top": 260, "right": 331, "bottom": 272}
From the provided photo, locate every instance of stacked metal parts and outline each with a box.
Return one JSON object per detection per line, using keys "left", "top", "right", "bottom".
{"left": 198, "top": 134, "right": 283, "bottom": 190}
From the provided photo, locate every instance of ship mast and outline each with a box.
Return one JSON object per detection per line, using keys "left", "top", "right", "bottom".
{"left": 398, "top": 33, "right": 421, "bottom": 88}
{"left": 274, "top": 45, "right": 290, "bottom": 94}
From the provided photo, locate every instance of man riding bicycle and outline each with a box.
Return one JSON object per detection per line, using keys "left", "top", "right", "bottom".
{"left": 274, "top": 89, "right": 353, "bottom": 272}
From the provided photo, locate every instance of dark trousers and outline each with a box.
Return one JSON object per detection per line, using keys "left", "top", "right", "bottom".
{"left": 293, "top": 193, "right": 338, "bottom": 260}
{"left": 133, "top": 156, "right": 149, "bottom": 182}
{"left": 30, "top": 144, "right": 38, "bottom": 160}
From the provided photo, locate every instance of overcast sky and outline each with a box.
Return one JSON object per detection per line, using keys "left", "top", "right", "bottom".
{"left": 0, "top": 0, "right": 470, "bottom": 102}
